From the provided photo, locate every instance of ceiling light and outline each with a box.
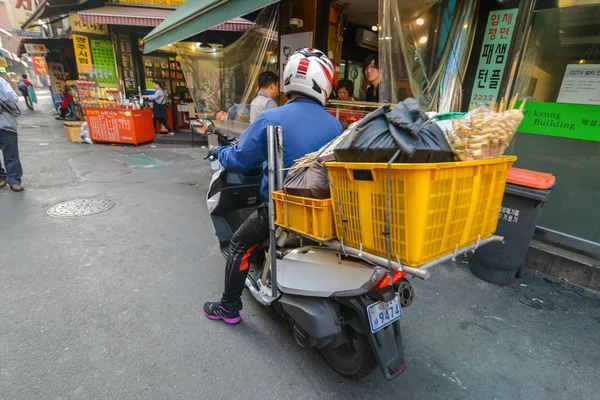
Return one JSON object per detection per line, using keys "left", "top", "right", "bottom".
{"left": 463, "top": 23, "right": 468, "bottom": 29}
{"left": 371, "top": 25, "right": 378, "bottom": 31}
{"left": 419, "top": 36, "right": 428, "bottom": 44}
{"left": 416, "top": 18, "right": 424, "bottom": 25}
{"left": 579, "top": 59, "right": 585, "bottom": 64}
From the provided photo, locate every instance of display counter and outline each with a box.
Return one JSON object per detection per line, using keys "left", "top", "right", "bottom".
{"left": 84, "top": 108, "right": 155, "bottom": 145}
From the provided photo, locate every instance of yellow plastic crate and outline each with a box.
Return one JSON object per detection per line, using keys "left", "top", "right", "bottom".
{"left": 325, "top": 156, "right": 516, "bottom": 267}
{"left": 272, "top": 191, "right": 336, "bottom": 241}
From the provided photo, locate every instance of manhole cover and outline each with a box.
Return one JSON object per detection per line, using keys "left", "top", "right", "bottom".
{"left": 47, "top": 199, "right": 115, "bottom": 217}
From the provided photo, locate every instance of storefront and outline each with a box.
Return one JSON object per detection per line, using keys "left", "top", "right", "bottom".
{"left": 506, "top": 0, "right": 600, "bottom": 254}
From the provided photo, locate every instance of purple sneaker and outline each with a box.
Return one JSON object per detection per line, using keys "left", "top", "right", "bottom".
{"left": 203, "top": 301, "right": 241, "bottom": 325}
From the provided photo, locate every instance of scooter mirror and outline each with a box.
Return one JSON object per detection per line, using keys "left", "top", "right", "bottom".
{"left": 190, "top": 118, "right": 216, "bottom": 135}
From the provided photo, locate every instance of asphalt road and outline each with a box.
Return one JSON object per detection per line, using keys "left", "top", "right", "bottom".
{"left": 1, "top": 97, "right": 599, "bottom": 400}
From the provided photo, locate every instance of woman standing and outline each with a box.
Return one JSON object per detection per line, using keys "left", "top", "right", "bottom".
{"left": 142, "top": 80, "right": 174, "bottom": 136}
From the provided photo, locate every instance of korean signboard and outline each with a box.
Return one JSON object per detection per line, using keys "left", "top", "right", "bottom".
{"left": 73, "top": 34, "right": 93, "bottom": 74}
{"left": 279, "top": 32, "right": 313, "bottom": 92}
{"left": 9, "top": 0, "right": 43, "bottom": 38}
{"left": 48, "top": 62, "right": 66, "bottom": 92}
{"left": 68, "top": 13, "right": 109, "bottom": 36}
{"left": 24, "top": 43, "right": 47, "bottom": 56}
{"left": 90, "top": 39, "right": 118, "bottom": 86}
{"left": 32, "top": 56, "right": 48, "bottom": 75}
{"left": 470, "top": 9, "right": 518, "bottom": 104}
{"left": 556, "top": 64, "right": 600, "bottom": 106}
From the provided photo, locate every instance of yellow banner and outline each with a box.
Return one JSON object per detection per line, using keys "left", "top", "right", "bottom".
{"left": 0, "top": 57, "right": 7, "bottom": 68}
{"left": 73, "top": 34, "right": 93, "bottom": 74}
{"left": 69, "top": 13, "right": 109, "bottom": 35}
{"left": 117, "top": 0, "right": 185, "bottom": 5}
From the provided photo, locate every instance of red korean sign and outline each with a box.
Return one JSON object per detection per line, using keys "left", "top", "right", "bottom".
{"left": 32, "top": 56, "right": 48, "bottom": 75}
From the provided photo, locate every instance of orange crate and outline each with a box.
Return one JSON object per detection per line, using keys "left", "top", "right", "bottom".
{"left": 272, "top": 191, "right": 336, "bottom": 241}
{"left": 325, "top": 156, "right": 516, "bottom": 266}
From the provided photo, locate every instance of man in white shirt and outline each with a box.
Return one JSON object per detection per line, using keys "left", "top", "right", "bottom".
{"left": 0, "top": 71, "right": 24, "bottom": 192}
{"left": 249, "top": 71, "right": 279, "bottom": 123}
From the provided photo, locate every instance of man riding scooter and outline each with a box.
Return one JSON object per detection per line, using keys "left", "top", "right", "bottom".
{"left": 196, "top": 48, "right": 343, "bottom": 324}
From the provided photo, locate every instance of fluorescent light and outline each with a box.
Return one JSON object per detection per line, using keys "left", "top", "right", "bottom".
{"left": 416, "top": 18, "right": 424, "bottom": 25}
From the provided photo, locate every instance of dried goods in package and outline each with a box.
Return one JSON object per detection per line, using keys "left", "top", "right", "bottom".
{"left": 448, "top": 96, "right": 526, "bottom": 161}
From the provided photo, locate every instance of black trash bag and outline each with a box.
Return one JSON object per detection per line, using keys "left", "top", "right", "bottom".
{"left": 334, "top": 98, "right": 453, "bottom": 163}
{"left": 283, "top": 160, "right": 331, "bottom": 199}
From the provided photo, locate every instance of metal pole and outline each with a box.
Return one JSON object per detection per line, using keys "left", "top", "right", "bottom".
{"left": 267, "top": 126, "right": 278, "bottom": 298}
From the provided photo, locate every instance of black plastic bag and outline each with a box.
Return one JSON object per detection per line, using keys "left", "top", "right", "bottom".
{"left": 283, "top": 160, "right": 331, "bottom": 199}
{"left": 333, "top": 98, "right": 453, "bottom": 163}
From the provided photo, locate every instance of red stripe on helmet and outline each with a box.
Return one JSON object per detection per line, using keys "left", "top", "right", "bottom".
{"left": 297, "top": 58, "right": 310, "bottom": 75}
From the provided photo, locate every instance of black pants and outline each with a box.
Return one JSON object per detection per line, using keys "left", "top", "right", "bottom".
{"left": 59, "top": 106, "right": 68, "bottom": 119}
{"left": 221, "top": 205, "right": 270, "bottom": 311}
{"left": 23, "top": 94, "right": 33, "bottom": 110}
{"left": 154, "top": 118, "right": 172, "bottom": 133}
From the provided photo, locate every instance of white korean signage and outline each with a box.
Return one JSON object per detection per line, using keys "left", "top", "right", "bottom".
{"left": 279, "top": 32, "right": 313, "bottom": 92}
{"left": 557, "top": 64, "right": 600, "bottom": 105}
{"left": 8, "top": 0, "right": 43, "bottom": 38}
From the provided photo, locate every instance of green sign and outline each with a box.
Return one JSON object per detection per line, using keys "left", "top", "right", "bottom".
{"left": 470, "top": 9, "right": 519, "bottom": 104}
{"left": 90, "top": 39, "right": 117, "bottom": 86}
{"left": 517, "top": 101, "right": 600, "bottom": 142}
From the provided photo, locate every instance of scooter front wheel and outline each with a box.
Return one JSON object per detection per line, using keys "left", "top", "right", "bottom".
{"left": 319, "top": 326, "right": 377, "bottom": 379}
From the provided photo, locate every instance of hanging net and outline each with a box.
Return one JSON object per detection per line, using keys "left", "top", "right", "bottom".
{"left": 167, "top": 6, "right": 279, "bottom": 121}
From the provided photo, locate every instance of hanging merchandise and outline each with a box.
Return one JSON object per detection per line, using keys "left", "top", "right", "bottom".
{"left": 333, "top": 98, "right": 453, "bottom": 163}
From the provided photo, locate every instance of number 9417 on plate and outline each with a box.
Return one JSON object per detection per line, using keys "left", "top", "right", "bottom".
{"left": 367, "top": 294, "right": 402, "bottom": 333}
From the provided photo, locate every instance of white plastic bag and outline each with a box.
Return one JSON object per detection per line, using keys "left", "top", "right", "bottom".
{"left": 79, "top": 122, "right": 93, "bottom": 144}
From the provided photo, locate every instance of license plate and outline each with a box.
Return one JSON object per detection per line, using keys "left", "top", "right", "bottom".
{"left": 367, "top": 294, "right": 402, "bottom": 333}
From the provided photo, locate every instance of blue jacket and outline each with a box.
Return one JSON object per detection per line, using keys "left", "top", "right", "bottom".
{"left": 217, "top": 97, "right": 343, "bottom": 199}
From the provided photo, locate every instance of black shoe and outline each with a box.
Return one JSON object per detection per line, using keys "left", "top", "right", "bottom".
{"left": 203, "top": 301, "right": 241, "bottom": 324}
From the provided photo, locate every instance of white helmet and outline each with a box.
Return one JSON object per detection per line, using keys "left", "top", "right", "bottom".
{"left": 283, "top": 48, "right": 333, "bottom": 106}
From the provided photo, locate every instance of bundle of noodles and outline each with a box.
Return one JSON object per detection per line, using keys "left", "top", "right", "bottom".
{"left": 449, "top": 95, "right": 526, "bottom": 161}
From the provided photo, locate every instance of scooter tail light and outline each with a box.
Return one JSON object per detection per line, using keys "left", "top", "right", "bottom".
{"left": 372, "top": 270, "right": 407, "bottom": 291}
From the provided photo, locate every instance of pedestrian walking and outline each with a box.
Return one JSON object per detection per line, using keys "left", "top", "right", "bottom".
{"left": 0, "top": 71, "right": 24, "bottom": 192}
{"left": 18, "top": 74, "right": 34, "bottom": 111}
{"left": 142, "top": 80, "right": 174, "bottom": 136}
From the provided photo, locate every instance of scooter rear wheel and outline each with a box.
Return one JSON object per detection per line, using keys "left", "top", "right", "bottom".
{"left": 319, "top": 326, "right": 377, "bottom": 379}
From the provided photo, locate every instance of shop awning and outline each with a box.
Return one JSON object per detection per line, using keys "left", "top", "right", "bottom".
{"left": 78, "top": 6, "right": 253, "bottom": 31}
{"left": 143, "top": 0, "right": 279, "bottom": 53}
{"left": 21, "top": 0, "right": 105, "bottom": 30}
{"left": 78, "top": 6, "right": 172, "bottom": 27}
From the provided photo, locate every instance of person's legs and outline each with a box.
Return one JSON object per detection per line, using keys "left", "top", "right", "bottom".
{"left": 24, "top": 95, "right": 33, "bottom": 110}
{"left": 158, "top": 117, "right": 173, "bottom": 133}
{"left": 0, "top": 129, "right": 23, "bottom": 188}
{"left": 204, "top": 205, "right": 270, "bottom": 324}
{"left": 0, "top": 132, "right": 6, "bottom": 185}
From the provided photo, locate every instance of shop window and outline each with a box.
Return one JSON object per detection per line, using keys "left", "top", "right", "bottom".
{"left": 509, "top": 4, "right": 600, "bottom": 244}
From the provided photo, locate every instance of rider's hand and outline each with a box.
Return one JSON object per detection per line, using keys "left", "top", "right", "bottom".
{"left": 206, "top": 146, "right": 219, "bottom": 161}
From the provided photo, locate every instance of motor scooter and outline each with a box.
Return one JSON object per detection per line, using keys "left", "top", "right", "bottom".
{"left": 192, "top": 118, "right": 502, "bottom": 380}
